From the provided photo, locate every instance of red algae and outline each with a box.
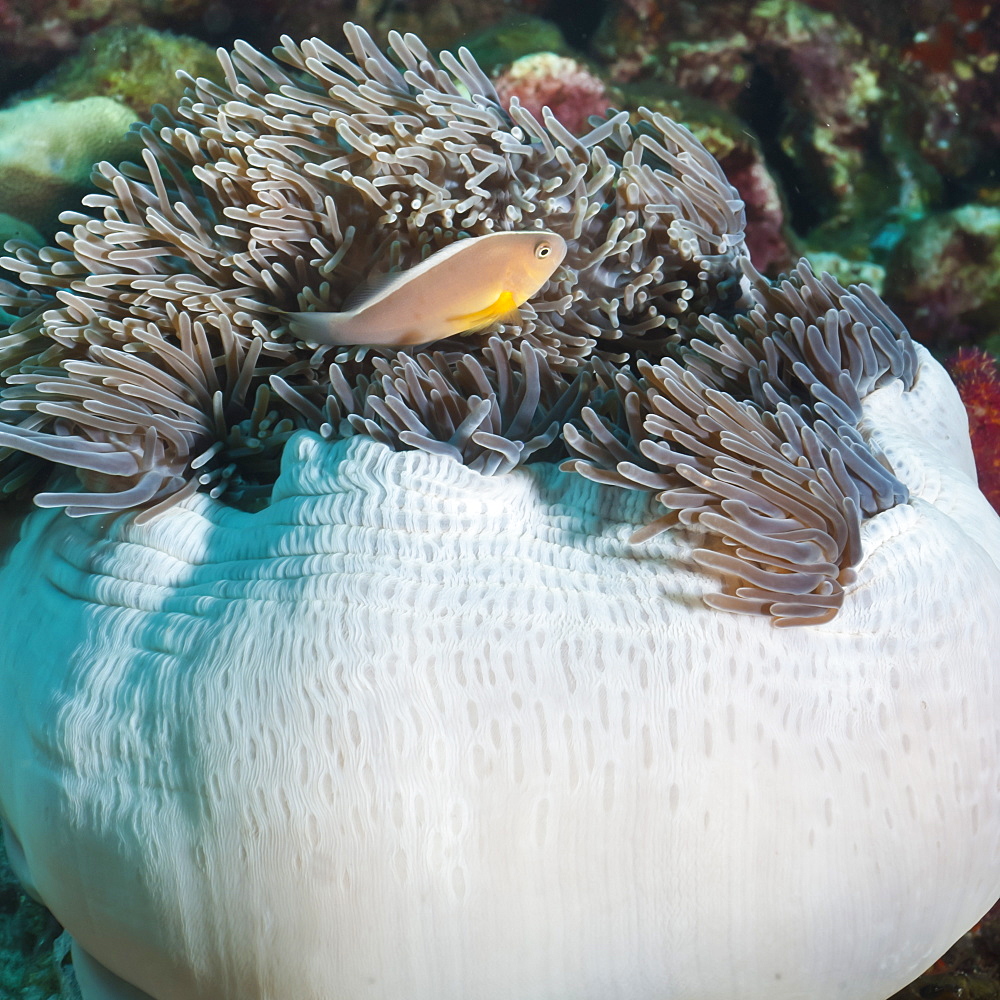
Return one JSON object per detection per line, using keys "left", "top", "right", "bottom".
{"left": 901, "top": 0, "right": 995, "bottom": 70}
{"left": 948, "top": 347, "right": 1000, "bottom": 513}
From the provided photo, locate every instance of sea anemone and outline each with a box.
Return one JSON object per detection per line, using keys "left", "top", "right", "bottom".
{"left": 0, "top": 25, "right": 999, "bottom": 1000}
{"left": 0, "top": 25, "right": 918, "bottom": 625}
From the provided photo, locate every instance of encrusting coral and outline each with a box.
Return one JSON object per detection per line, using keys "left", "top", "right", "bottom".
{"left": 0, "top": 95, "right": 139, "bottom": 231}
{"left": 0, "top": 25, "right": 917, "bottom": 625}
{"left": 949, "top": 346, "right": 1000, "bottom": 512}
{"left": 493, "top": 51, "right": 611, "bottom": 135}
{"left": 1, "top": 24, "right": 1000, "bottom": 1000}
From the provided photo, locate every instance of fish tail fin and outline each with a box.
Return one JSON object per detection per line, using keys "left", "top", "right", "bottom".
{"left": 285, "top": 310, "right": 355, "bottom": 346}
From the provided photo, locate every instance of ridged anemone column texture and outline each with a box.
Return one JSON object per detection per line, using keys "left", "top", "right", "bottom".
{"left": 0, "top": 343, "right": 999, "bottom": 1000}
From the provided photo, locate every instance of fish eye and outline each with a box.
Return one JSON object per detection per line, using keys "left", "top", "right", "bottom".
{"left": 535, "top": 242, "right": 552, "bottom": 259}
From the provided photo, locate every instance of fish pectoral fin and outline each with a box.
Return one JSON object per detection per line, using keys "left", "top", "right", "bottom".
{"left": 448, "top": 290, "right": 521, "bottom": 333}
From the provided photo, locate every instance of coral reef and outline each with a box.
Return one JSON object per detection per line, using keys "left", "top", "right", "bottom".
{"left": 0, "top": 0, "right": 239, "bottom": 91}
{"left": 268, "top": 0, "right": 549, "bottom": 62}
{"left": 494, "top": 52, "right": 611, "bottom": 135}
{"left": 34, "top": 24, "right": 224, "bottom": 120}
{"left": 460, "top": 16, "right": 572, "bottom": 75}
{"left": 591, "top": 0, "right": 999, "bottom": 351}
{"left": 948, "top": 347, "right": 1000, "bottom": 513}
{"left": 0, "top": 95, "right": 139, "bottom": 233}
{"left": 0, "top": 837, "right": 72, "bottom": 1000}
{"left": 897, "top": 0, "right": 999, "bottom": 186}
{"left": 597, "top": 0, "right": 890, "bottom": 239}
{"left": 889, "top": 897, "right": 1000, "bottom": 999}
{"left": 886, "top": 205, "right": 1000, "bottom": 351}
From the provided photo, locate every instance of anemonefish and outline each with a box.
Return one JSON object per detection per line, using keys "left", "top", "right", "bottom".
{"left": 286, "top": 230, "right": 567, "bottom": 346}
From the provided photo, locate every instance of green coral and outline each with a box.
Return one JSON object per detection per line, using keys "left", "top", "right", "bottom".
{"left": 29, "top": 25, "right": 224, "bottom": 120}
{"left": 0, "top": 96, "right": 139, "bottom": 233}
{"left": 802, "top": 250, "right": 886, "bottom": 294}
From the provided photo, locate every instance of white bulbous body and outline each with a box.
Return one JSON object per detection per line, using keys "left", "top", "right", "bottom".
{"left": 1, "top": 346, "right": 999, "bottom": 1000}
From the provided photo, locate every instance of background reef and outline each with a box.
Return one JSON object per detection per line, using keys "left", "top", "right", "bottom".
{"left": 0, "top": 0, "right": 998, "bottom": 996}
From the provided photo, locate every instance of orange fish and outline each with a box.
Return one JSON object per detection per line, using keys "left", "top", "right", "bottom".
{"left": 287, "top": 230, "right": 567, "bottom": 346}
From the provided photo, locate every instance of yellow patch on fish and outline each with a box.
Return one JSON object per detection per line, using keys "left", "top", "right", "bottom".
{"left": 285, "top": 230, "right": 567, "bottom": 347}
{"left": 447, "top": 290, "right": 521, "bottom": 331}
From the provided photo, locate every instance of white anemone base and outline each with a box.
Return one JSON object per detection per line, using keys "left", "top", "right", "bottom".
{"left": 1, "top": 347, "right": 999, "bottom": 1000}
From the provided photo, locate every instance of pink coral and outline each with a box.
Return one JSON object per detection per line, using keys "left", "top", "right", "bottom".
{"left": 948, "top": 347, "right": 1000, "bottom": 513}
{"left": 493, "top": 52, "right": 610, "bottom": 135}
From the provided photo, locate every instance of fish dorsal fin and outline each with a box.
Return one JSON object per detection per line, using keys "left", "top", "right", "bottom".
{"left": 341, "top": 237, "right": 492, "bottom": 314}
{"left": 340, "top": 269, "right": 405, "bottom": 314}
